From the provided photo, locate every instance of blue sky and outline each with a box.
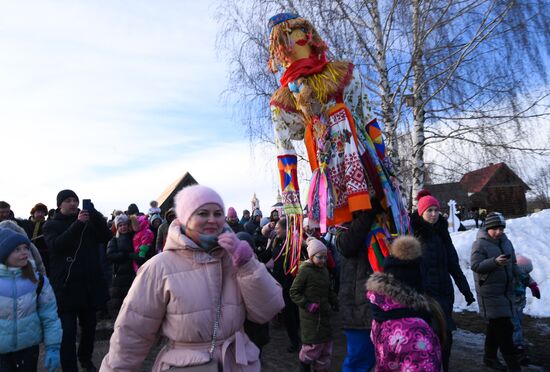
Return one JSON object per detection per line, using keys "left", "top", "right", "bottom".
{"left": 0, "top": 1, "right": 284, "bottom": 217}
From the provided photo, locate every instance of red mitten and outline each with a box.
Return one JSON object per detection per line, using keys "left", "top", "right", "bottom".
{"left": 529, "top": 282, "right": 541, "bottom": 299}
{"left": 218, "top": 232, "right": 253, "bottom": 267}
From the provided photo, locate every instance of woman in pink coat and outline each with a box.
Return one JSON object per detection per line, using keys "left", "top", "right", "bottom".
{"left": 101, "top": 185, "right": 285, "bottom": 371}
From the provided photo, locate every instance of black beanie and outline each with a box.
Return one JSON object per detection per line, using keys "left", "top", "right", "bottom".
{"left": 383, "top": 236, "right": 424, "bottom": 293}
{"left": 383, "top": 256, "right": 424, "bottom": 293}
{"left": 127, "top": 203, "right": 140, "bottom": 215}
{"left": 56, "top": 189, "right": 79, "bottom": 207}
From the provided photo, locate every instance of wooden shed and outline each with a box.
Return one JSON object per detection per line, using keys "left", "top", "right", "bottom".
{"left": 459, "top": 163, "right": 530, "bottom": 217}
{"left": 156, "top": 172, "right": 198, "bottom": 215}
{"left": 424, "top": 182, "right": 470, "bottom": 215}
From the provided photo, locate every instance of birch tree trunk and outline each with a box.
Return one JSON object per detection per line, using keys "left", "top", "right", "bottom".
{"left": 216, "top": 0, "right": 550, "bottom": 201}
{"left": 368, "top": 0, "right": 400, "bottom": 173}
{"left": 411, "top": 0, "right": 426, "bottom": 207}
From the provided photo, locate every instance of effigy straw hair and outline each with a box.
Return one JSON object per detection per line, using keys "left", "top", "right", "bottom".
{"left": 271, "top": 61, "right": 352, "bottom": 118}
{"left": 268, "top": 17, "right": 328, "bottom": 73}
{"left": 294, "top": 62, "right": 350, "bottom": 120}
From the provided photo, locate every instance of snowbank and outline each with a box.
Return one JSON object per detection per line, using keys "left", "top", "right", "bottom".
{"left": 452, "top": 209, "right": 550, "bottom": 317}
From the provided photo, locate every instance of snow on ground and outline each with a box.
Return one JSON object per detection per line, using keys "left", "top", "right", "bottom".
{"left": 452, "top": 209, "right": 550, "bottom": 317}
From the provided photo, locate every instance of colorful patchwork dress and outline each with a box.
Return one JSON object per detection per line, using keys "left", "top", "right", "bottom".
{"left": 270, "top": 61, "right": 409, "bottom": 272}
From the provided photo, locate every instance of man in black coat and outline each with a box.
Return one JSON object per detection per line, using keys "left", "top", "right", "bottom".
{"left": 335, "top": 204, "right": 381, "bottom": 372}
{"left": 43, "top": 190, "right": 112, "bottom": 372}
{"left": 245, "top": 208, "right": 267, "bottom": 249}
{"left": 244, "top": 208, "right": 262, "bottom": 235}
{"left": 0, "top": 200, "right": 12, "bottom": 222}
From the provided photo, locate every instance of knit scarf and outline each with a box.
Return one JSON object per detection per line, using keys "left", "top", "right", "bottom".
{"left": 280, "top": 54, "right": 328, "bottom": 87}
{"left": 180, "top": 225, "right": 232, "bottom": 252}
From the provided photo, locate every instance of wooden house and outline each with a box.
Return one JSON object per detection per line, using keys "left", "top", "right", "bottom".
{"left": 424, "top": 182, "right": 470, "bottom": 215}
{"left": 156, "top": 172, "right": 198, "bottom": 215}
{"left": 459, "top": 162, "right": 530, "bottom": 217}
{"left": 425, "top": 162, "right": 530, "bottom": 218}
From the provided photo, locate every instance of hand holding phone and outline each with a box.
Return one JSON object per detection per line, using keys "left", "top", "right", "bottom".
{"left": 496, "top": 254, "right": 510, "bottom": 266}
{"left": 77, "top": 210, "right": 90, "bottom": 223}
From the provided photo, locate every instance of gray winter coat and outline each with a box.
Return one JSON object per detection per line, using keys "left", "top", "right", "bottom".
{"left": 470, "top": 229, "right": 519, "bottom": 319}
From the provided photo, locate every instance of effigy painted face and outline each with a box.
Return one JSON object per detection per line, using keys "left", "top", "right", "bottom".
{"left": 282, "top": 27, "right": 312, "bottom": 66}
{"left": 268, "top": 14, "right": 327, "bottom": 73}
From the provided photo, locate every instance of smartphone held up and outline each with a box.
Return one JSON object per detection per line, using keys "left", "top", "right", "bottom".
{"left": 82, "top": 199, "right": 94, "bottom": 212}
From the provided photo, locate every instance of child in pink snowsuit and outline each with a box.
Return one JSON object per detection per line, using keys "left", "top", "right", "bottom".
{"left": 132, "top": 215, "right": 154, "bottom": 272}
{"left": 366, "top": 236, "right": 444, "bottom": 372}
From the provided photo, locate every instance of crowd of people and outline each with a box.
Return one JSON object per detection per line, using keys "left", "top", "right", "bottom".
{"left": 0, "top": 187, "right": 542, "bottom": 372}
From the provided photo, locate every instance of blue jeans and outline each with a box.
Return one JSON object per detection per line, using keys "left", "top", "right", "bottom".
{"left": 511, "top": 296, "right": 526, "bottom": 346}
{"left": 343, "top": 329, "right": 375, "bottom": 372}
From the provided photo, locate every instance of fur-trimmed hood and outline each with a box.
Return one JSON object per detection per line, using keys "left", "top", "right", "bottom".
{"left": 366, "top": 272, "right": 431, "bottom": 312}
{"left": 389, "top": 235, "right": 422, "bottom": 260}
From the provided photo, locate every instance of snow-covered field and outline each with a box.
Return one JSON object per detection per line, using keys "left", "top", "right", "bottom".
{"left": 452, "top": 209, "right": 550, "bottom": 317}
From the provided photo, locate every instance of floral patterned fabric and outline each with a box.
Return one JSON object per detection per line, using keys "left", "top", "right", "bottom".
{"left": 366, "top": 290, "right": 443, "bottom": 372}
{"left": 271, "top": 65, "right": 375, "bottom": 225}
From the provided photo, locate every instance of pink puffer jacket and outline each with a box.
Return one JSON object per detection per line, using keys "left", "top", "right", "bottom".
{"left": 132, "top": 215, "right": 154, "bottom": 248}
{"left": 100, "top": 220, "right": 284, "bottom": 371}
{"left": 132, "top": 216, "right": 154, "bottom": 272}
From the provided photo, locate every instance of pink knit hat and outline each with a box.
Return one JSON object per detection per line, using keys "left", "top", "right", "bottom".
{"left": 417, "top": 189, "right": 440, "bottom": 216}
{"left": 174, "top": 185, "right": 225, "bottom": 226}
{"left": 227, "top": 207, "right": 238, "bottom": 219}
{"left": 306, "top": 237, "right": 327, "bottom": 258}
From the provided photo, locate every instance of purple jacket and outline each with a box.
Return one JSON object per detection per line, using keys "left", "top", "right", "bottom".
{"left": 366, "top": 272, "right": 442, "bottom": 372}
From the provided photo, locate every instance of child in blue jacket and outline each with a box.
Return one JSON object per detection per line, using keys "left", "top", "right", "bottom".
{"left": 0, "top": 228, "right": 62, "bottom": 371}
{"left": 512, "top": 254, "right": 541, "bottom": 366}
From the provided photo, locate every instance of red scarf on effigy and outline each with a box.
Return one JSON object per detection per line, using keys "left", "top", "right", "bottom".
{"left": 280, "top": 54, "right": 329, "bottom": 87}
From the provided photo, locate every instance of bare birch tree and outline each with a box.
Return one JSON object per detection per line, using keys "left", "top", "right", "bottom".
{"left": 215, "top": 0, "right": 550, "bottom": 207}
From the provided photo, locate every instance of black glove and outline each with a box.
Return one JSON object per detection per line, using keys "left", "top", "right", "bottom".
{"left": 357, "top": 198, "right": 383, "bottom": 222}
{"left": 370, "top": 197, "right": 384, "bottom": 215}
{"left": 465, "top": 293, "right": 476, "bottom": 306}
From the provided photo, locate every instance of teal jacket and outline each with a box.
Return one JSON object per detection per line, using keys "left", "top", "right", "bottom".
{"left": 0, "top": 263, "right": 62, "bottom": 353}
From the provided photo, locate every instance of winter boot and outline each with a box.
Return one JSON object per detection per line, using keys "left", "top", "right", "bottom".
{"left": 299, "top": 361, "right": 311, "bottom": 372}
{"left": 519, "top": 355, "right": 530, "bottom": 366}
{"left": 80, "top": 360, "right": 98, "bottom": 372}
{"left": 483, "top": 356, "right": 507, "bottom": 371}
{"left": 514, "top": 345, "right": 530, "bottom": 366}
{"left": 502, "top": 354, "right": 522, "bottom": 372}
